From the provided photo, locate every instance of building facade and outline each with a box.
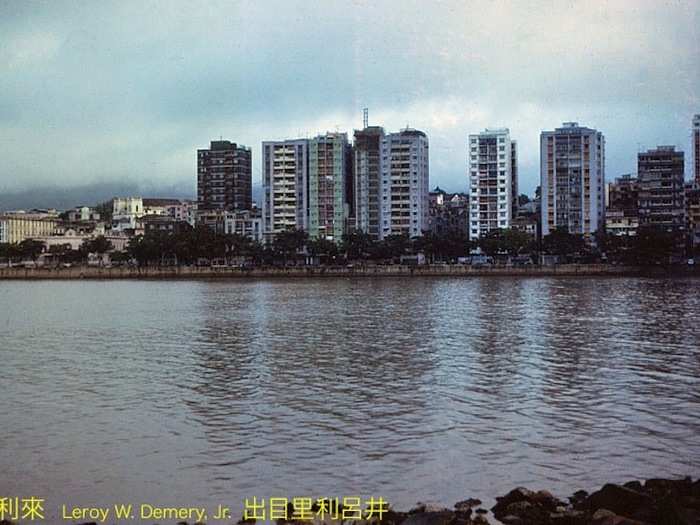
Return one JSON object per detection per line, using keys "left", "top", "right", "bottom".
{"left": 637, "top": 146, "right": 685, "bottom": 231}
{"left": 468, "top": 128, "right": 517, "bottom": 239}
{"left": 67, "top": 206, "right": 101, "bottom": 222}
{"left": 686, "top": 182, "right": 700, "bottom": 250}
{"left": 0, "top": 212, "right": 61, "bottom": 244}
{"left": 693, "top": 114, "right": 699, "bottom": 184}
{"left": 353, "top": 126, "right": 384, "bottom": 239}
{"left": 428, "top": 187, "right": 469, "bottom": 237}
{"left": 540, "top": 122, "right": 605, "bottom": 236}
{"left": 308, "top": 132, "right": 350, "bottom": 242}
{"left": 380, "top": 128, "right": 429, "bottom": 239}
{"left": 262, "top": 139, "right": 309, "bottom": 240}
{"left": 197, "top": 140, "right": 252, "bottom": 212}
{"left": 605, "top": 174, "right": 639, "bottom": 236}
{"left": 225, "top": 209, "right": 264, "bottom": 243}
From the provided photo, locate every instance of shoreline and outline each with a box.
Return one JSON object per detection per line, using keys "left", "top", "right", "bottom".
{"left": 1, "top": 264, "right": 700, "bottom": 280}
{"left": 0, "top": 476, "right": 697, "bottom": 524}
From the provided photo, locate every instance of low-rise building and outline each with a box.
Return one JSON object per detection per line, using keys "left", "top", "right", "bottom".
{"left": 141, "top": 214, "right": 192, "bottom": 236}
{"left": 67, "top": 206, "right": 101, "bottom": 222}
{"left": 686, "top": 182, "right": 700, "bottom": 250}
{"left": 428, "top": 187, "right": 469, "bottom": 237}
{"left": 605, "top": 174, "right": 639, "bottom": 236}
{"left": 225, "top": 209, "right": 264, "bottom": 242}
{"left": 0, "top": 211, "right": 61, "bottom": 244}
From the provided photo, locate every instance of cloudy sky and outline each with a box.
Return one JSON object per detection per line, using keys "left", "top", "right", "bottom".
{"left": 1, "top": 0, "right": 698, "bottom": 207}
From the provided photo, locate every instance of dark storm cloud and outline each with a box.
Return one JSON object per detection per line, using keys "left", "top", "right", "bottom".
{"left": 1, "top": 0, "right": 698, "bottom": 209}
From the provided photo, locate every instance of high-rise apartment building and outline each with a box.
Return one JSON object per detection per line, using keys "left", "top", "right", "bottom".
{"left": 637, "top": 146, "right": 685, "bottom": 231}
{"left": 693, "top": 114, "right": 699, "bottom": 184}
{"left": 353, "top": 126, "right": 385, "bottom": 239}
{"left": 308, "top": 132, "right": 351, "bottom": 242}
{"left": 540, "top": 122, "right": 605, "bottom": 236}
{"left": 262, "top": 139, "right": 309, "bottom": 239}
{"left": 380, "top": 129, "right": 429, "bottom": 239}
{"left": 197, "top": 140, "right": 252, "bottom": 212}
{"left": 468, "top": 128, "right": 518, "bottom": 239}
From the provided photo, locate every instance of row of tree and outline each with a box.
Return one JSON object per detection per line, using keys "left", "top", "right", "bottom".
{"left": 0, "top": 225, "right": 694, "bottom": 267}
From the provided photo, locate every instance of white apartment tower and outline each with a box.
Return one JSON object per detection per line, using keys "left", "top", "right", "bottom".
{"left": 540, "top": 122, "right": 605, "bottom": 236}
{"left": 693, "top": 114, "right": 700, "bottom": 184}
{"left": 468, "top": 128, "right": 518, "bottom": 238}
{"left": 380, "top": 129, "right": 429, "bottom": 239}
{"left": 262, "top": 139, "right": 309, "bottom": 240}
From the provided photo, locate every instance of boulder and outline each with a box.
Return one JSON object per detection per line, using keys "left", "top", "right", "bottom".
{"left": 400, "top": 510, "right": 454, "bottom": 525}
{"left": 583, "top": 483, "right": 653, "bottom": 518}
{"left": 454, "top": 498, "right": 481, "bottom": 513}
{"left": 492, "top": 487, "right": 535, "bottom": 515}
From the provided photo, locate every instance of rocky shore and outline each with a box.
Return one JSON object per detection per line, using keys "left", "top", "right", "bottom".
{"left": 2, "top": 477, "right": 698, "bottom": 525}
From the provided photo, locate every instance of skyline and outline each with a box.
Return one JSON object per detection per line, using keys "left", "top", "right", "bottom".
{"left": 1, "top": 0, "right": 699, "bottom": 206}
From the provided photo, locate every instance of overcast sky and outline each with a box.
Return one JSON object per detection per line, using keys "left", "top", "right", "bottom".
{"left": 1, "top": 0, "right": 698, "bottom": 205}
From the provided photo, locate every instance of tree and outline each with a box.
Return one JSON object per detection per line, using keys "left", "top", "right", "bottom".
{"left": 628, "top": 228, "right": 681, "bottom": 266}
{"left": 307, "top": 237, "right": 339, "bottom": 263}
{"left": 82, "top": 235, "right": 113, "bottom": 256}
{"left": 542, "top": 227, "right": 586, "bottom": 260}
{"left": 18, "top": 239, "right": 45, "bottom": 261}
{"left": 273, "top": 228, "right": 308, "bottom": 265}
{"left": 341, "top": 230, "right": 376, "bottom": 261}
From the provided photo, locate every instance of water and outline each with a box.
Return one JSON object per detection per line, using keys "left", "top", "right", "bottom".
{"left": 1, "top": 277, "right": 699, "bottom": 523}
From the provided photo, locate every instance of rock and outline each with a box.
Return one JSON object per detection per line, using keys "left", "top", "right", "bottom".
{"left": 492, "top": 487, "right": 535, "bottom": 516}
{"left": 569, "top": 490, "right": 589, "bottom": 507}
{"left": 653, "top": 494, "right": 696, "bottom": 525}
{"left": 583, "top": 483, "right": 653, "bottom": 518}
{"left": 475, "top": 508, "right": 488, "bottom": 514}
{"left": 532, "top": 490, "right": 563, "bottom": 511}
{"left": 592, "top": 509, "right": 617, "bottom": 521}
{"left": 454, "top": 498, "right": 481, "bottom": 513}
{"left": 471, "top": 515, "right": 490, "bottom": 524}
{"left": 644, "top": 477, "right": 693, "bottom": 498}
{"left": 409, "top": 503, "right": 449, "bottom": 514}
{"left": 498, "top": 515, "right": 522, "bottom": 525}
{"left": 623, "top": 481, "right": 643, "bottom": 492}
{"left": 549, "top": 508, "right": 587, "bottom": 524}
{"left": 400, "top": 510, "right": 454, "bottom": 525}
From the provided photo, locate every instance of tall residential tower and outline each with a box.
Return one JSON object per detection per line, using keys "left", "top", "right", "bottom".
{"left": 353, "top": 126, "right": 384, "bottom": 239}
{"left": 637, "top": 146, "right": 685, "bottom": 231}
{"left": 262, "top": 139, "right": 309, "bottom": 239}
{"left": 308, "top": 132, "right": 351, "bottom": 242}
{"left": 540, "top": 122, "right": 605, "bottom": 236}
{"left": 197, "top": 140, "right": 252, "bottom": 212}
{"left": 693, "top": 114, "right": 699, "bottom": 184}
{"left": 380, "top": 129, "right": 429, "bottom": 239}
{"left": 468, "top": 128, "right": 518, "bottom": 239}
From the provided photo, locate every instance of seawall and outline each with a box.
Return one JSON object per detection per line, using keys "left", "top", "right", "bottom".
{"left": 1, "top": 264, "right": 699, "bottom": 280}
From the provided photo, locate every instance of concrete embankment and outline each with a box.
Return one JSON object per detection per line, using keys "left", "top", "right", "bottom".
{"left": 0, "top": 264, "right": 699, "bottom": 280}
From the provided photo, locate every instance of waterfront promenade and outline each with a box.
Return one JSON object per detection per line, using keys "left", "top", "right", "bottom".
{"left": 0, "top": 263, "right": 699, "bottom": 280}
{"left": 0, "top": 264, "right": 700, "bottom": 279}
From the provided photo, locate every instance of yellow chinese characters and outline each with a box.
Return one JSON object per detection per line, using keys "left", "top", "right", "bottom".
{"left": 243, "top": 496, "right": 388, "bottom": 522}
{"left": 0, "top": 496, "right": 45, "bottom": 521}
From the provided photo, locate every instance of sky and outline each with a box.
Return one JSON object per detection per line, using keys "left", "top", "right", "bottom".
{"left": 1, "top": 0, "right": 699, "bottom": 209}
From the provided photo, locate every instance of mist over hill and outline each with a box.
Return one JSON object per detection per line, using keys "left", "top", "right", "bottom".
{"left": 0, "top": 181, "right": 263, "bottom": 212}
